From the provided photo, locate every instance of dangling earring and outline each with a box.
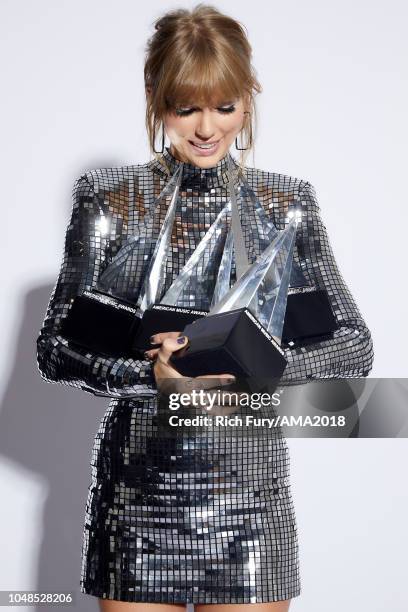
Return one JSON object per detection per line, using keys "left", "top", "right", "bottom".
{"left": 235, "top": 111, "right": 252, "bottom": 150}
{"left": 153, "top": 121, "right": 165, "bottom": 154}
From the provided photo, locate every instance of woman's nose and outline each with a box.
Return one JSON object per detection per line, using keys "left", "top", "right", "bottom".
{"left": 195, "top": 108, "right": 216, "bottom": 139}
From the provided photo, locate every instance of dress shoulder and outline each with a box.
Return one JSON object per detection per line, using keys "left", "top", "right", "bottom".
{"left": 75, "top": 162, "right": 150, "bottom": 194}
{"left": 243, "top": 164, "right": 309, "bottom": 193}
{"left": 242, "top": 164, "right": 319, "bottom": 225}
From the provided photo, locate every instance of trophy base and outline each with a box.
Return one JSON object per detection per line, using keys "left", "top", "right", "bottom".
{"left": 131, "top": 303, "right": 208, "bottom": 353}
{"left": 169, "top": 307, "right": 287, "bottom": 380}
{"left": 60, "top": 289, "right": 141, "bottom": 357}
{"left": 282, "top": 288, "right": 338, "bottom": 347}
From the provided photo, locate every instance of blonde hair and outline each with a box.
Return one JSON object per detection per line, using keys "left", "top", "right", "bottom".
{"left": 144, "top": 3, "right": 262, "bottom": 176}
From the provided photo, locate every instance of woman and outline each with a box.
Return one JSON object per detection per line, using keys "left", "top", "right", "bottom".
{"left": 36, "top": 4, "right": 374, "bottom": 612}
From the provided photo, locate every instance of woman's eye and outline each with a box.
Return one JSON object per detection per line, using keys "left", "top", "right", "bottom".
{"left": 175, "top": 108, "right": 195, "bottom": 116}
{"left": 175, "top": 105, "right": 236, "bottom": 117}
{"left": 217, "top": 105, "right": 236, "bottom": 114}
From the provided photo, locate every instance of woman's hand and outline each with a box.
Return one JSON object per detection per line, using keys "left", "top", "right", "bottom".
{"left": 144, "top": 332, "right": 243, "bottom": 411}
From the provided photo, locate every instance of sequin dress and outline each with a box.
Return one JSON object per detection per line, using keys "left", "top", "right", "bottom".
{"left": 36, "top": 147, "right": 374, "bottom": 604}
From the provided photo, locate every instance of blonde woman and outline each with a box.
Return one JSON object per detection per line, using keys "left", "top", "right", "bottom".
{"left": 36, "top": 4, "right": 374, "bottom": 612}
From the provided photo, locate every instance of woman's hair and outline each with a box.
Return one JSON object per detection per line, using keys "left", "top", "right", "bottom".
{"left": 144, "top": 3, "right": 262, "bottom": 173}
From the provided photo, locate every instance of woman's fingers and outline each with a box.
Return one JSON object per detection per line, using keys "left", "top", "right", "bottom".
{"left": 146, "top": 331, "right": 239, "bottom": 399}
{"left": 144, "top": 347, "right": 160, "bottom": 360}
{"left": 197, "top": 373, "right": 236, "bottom": 382}
{"left": 144, "top": 331, "right": 184, "bottom": 360}
{"left": 158, "top": 335, "right": 189, "bottom": 364}
{"left": 150, "top": 331, "right": 182, "bottom": 345}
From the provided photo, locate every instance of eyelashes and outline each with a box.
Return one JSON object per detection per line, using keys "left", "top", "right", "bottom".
{"left": 175, "top": 105, "right": 236, "bottom": 117}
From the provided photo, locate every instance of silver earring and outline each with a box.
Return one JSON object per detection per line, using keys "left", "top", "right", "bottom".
{"left": 153, "top": 122, "right": 165, "bottom": 154}
{"left": 235, "top": 112, "right": 252, "bottom": 151}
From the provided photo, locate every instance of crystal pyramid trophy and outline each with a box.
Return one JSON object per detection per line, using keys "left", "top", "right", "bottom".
{"left": 60, "top": 166, "right": 185, "bottom": 357}
{"left": 129, "top": 162, "right": 226, "bottom": 353}
{"left": 169, "top": 212, "right": 298, "bottom": 379}
{"left": 229, "top": 172, "right": 338, "bottom": 348}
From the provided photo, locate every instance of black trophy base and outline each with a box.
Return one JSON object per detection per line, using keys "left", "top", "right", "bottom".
{"left": 131, "top": 303, "right": 208, "bottom": 354}
{"left": 169, "top": 307, "right": 287, "bottom": 380}
{"left": 60, "top": 287, "right": 338, "bottom": 364}
{"left": 60, "top": 289, "right": 141, "bottom": 357}
{"left": 282, "top": 288, "right": 339, "bottom": 347}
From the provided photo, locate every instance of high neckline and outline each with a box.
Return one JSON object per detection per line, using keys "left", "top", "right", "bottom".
{"left": 149, "top": 145, "right": 240, "bottom": 190}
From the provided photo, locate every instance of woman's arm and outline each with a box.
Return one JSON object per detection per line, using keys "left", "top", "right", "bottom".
{"left": 36, "top": 173, "right": 157, "bottom": 398}
{"left": 280, "top": 180, "right": 374, "bottom": 384}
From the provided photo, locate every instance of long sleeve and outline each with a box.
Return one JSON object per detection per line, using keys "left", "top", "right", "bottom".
{"left": 279, "top": 180, "right": 374, "bottom": 384}
{"left": 36, "top": 173, "right": 158, "bottom": 398}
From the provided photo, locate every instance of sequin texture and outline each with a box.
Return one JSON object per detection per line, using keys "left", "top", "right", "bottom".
{"left": 36, "top": 146, "right": 374, "bottom": 604}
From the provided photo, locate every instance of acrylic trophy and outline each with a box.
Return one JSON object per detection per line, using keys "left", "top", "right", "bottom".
{"left": 60, "top": 166, "right": 185, "bottom": 357}
{"left": 168, "top": 175, "right": 298, "bottom": 379}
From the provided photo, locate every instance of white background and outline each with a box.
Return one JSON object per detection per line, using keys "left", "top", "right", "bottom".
{"left": 0, "top": 1, "right": 407, "bottom": 611}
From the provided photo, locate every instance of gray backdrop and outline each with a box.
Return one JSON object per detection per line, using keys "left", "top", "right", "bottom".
{"left": 0, "top": 1, "right": 406, "bottom": 611}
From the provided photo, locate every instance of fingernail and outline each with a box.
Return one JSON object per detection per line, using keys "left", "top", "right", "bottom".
{"left": 144, "top": 352, "right": 152, "bottom": 360}
{"left": 177, "top": 335, "right": 186, "bottom": 344}
{"left": 149, "top": 335, "right": 155, "bottom": 344}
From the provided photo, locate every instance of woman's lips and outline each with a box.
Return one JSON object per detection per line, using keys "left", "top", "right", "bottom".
{"left": 188, "top": 140, "right": 221, "bottom": 156}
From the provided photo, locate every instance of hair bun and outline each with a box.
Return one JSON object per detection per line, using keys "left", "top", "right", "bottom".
{"left": 154, "top": 17, "right": 166, "bottom": 31}
{"left": 154, "top": 9, "right": 185, "bottom": 31}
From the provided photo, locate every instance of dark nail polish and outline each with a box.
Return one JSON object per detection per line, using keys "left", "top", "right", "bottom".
{"left": 144, "top": 352, "right": 151, "bottom": 360}
{"left": 149, "top": 335, "right": 155, "bottom": 343}
{"left": 177, "top": 335, "right": 186, "bottom": 344}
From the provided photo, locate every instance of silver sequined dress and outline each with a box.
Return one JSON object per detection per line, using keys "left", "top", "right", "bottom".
{"left": 36, "top": 146, "right": 374, "bottom": 604}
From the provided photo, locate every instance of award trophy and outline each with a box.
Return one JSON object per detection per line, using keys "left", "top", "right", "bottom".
{"left": 169, "top": 205, "right": 298, "bottom": 379}
{"left": 129, "top": 160, "right": 223, "bottom": 352}
{"left": 227, "top": 169, "right": 339, "bottom": 349}
{"left": 60, "top": 166, "right": 185, "bottom": 357}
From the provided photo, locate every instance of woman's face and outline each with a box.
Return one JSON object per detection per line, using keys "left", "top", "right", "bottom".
{"left": 163, "top": 96, "right": 249, "bottom": 168}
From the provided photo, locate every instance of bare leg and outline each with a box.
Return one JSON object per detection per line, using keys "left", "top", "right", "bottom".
{"left": 98, "top": 600, "right": 187, "bottom": 612}
{"left": 195, "top": 601, "right": 291, "bottom": 612}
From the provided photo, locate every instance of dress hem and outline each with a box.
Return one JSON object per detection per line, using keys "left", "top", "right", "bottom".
{"left": 79, "top": 583, "right": 302, "bottom": 604}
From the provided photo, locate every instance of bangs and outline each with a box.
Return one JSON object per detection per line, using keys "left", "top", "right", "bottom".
{"left": 163, "top": 51, "right": 246, "bottom": 109}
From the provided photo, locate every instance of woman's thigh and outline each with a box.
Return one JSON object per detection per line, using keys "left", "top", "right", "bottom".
{"left": 98, "top": 600, "right": 186, "bottom": 612}
{"left": 195, "top": 601, "right": 291, "bottom": 612}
